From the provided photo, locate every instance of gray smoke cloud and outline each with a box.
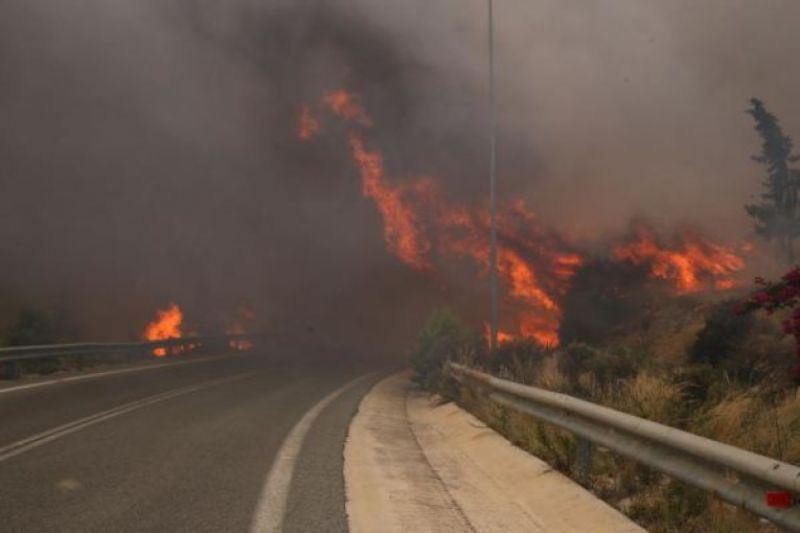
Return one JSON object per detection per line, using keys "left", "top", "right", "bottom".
{"left": 1, "top": 0, "right": 798, "bottom": 351}
{"left": 351, "top": 0, "right": 800, "bottom": 238}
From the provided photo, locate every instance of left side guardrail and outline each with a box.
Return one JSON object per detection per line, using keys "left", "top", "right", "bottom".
{"left": 0, "top": 334, "right": 256, "bottom": 378}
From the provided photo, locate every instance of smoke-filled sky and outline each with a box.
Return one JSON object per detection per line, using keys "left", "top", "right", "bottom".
{"left": 1, "top": 0, "right": 799, "bottom": 351}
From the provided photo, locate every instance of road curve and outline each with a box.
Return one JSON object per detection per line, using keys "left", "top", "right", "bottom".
{"left": 0, "top": 352, "right": 381, "bottom": 533}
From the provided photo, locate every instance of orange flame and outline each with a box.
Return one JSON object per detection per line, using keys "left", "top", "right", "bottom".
{"left": 317, "top": 88, "right": 585, "bottom": 346}
{"left": 143, "top": 303, "right": 183, "bottom": 357}
{"left": 297, "top": 104, "right": 320, "bottom": 141}
{"left": 348, "top": 132, "right": 432, "bottom": 270}
{"left": 498, "top": 330, "right": 515, "bottom": 344}
{"left": 323, "top": 90, "right": 372, "bottom": 127}
{"left": 613, "top": 225, "right": 745, "bottom": 293}
{"left": 483, "top": 323, "right": 516, "bottom": 345}
{"left": 313, "top": 89, "right": 753, "bottom": 344}
{"left": 439, "top": 202, "right": 581, "bottom": 346}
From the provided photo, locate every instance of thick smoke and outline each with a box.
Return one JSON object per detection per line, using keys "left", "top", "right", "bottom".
{"left": 353, "top": 1, "right": 800, "bottom": 238}
{"left": 0, "top": 1, "right": 798, "bottom": 353}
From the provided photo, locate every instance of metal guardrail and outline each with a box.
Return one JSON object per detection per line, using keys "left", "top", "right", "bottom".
{"left": 449, "top": 362, "right": 800, "bottom": 531}
{"left": 0, "top": 334, "right": 257, "bottom": 376}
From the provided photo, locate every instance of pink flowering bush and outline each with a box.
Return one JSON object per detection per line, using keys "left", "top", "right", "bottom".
{"left": 738, "top": 267, "right": 800, "bottom": 380}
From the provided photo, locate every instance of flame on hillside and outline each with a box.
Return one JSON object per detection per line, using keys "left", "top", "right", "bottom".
{"left": 613, "top": 224, "right": 745, "bottom": 293}
{"left": 304, "top": 88, "right": 746, "bottom": 346}
{"left": 437, "top": 202, "right": 581, "bottom": 346}
{"left": 348, "top": 132, "right": 433, "bottom": 270}
{"left": 319, "top": 89, "right": 581, "bottom": 345}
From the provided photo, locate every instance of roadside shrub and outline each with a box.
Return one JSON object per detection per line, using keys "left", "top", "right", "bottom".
{"left": 558, "top": 343, "right": 643, "bottom": 395}
{"left": 685, "top": 299, "right": 793, "bottom": 401}
{"left": 690, "top": 299, "right": 754, "bottom": 368}
{"left": 5, "top": 308, "right": 57, "bottom": 346}
{"left": 738, "top": 267, "right": 800, "bottom": 383}
{"left": 2, "top": 308, "right": 78, "bottom": 377}
{"left": 585, "top": 346, "right": 644, "bottom": 384}
{"left": 557, "top": 342, "right": 596, "bottom": 390}
{"left": 610, "top": 372, "right": 686, "bottom": 426}
{"left": 410, "top": 308, "right": 476, "bottom": 390}
{"left": 491, "top": 338, "right": 549, "bottom": 381}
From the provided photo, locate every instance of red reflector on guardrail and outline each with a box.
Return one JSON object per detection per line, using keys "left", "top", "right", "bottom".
{"left": 766, "top": 491, "right": 794, "bottom": 508}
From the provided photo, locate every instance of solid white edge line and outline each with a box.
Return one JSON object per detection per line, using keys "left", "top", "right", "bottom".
{"left": 0, "top": 372, "right": 253, "bottom": 462}
{"left": 0, "top": 353, "right": 247, "bottom": 395}
{"left": 249, "top": 373, "right": 374, "bottom": 533}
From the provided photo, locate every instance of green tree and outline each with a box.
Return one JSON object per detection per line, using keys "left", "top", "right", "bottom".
{"left": 745, "top": 98, "right": 800, "bottom": 264}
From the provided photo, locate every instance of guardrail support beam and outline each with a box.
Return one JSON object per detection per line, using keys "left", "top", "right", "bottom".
{"left": 575, "top": 437, "right": 593, "bottom": 485}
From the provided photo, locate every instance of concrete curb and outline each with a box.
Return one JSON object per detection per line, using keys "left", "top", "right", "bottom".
{"left": 345, "top": 372, "right": 645, "bottom": 533}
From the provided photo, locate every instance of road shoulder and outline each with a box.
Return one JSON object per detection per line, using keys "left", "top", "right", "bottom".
{"left": 345, "top": 371, "right": 645, "bottom": 533}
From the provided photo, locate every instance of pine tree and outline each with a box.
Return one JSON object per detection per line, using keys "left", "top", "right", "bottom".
{"left": 745, "top": 98, "right": 800, "bottom": 264}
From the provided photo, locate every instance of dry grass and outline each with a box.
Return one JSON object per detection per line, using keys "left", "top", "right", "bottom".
{"left": 537, "top": 354, "right": 568, "bottom": 391}
{"left": 456, "top": 348, "right": 785, "bottom": 532}
{"left": 612, "top": 372, "right": 685, "bottom": 425}
{"left": 774, "top": 390, "right": 800, "bottom": 462}
{"left": 695, "top": 388, "right": 800, "bottom": 464}
{"left": 609, "top": 297, "right": 709, "bottom": 366}
{"left": 432, "top": 291, "right": 799, "bottom": 532}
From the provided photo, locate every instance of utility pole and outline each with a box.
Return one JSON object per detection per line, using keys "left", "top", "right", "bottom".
{"left": 488, "top": 0, "right": 499, "bottom": 352}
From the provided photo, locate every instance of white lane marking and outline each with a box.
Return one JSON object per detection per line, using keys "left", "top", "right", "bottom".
{"left": 250, "top": 373, "right": 373, "bottom": 533}
{"left": 0, "top": 353, "right": 247, "bottom": 396}
{"left": 0, "top": 372, "right": 253, "bottom": 462}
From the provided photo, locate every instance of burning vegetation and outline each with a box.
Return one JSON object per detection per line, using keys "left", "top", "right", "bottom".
{"left": 347, "top": 133, "right": 433, "bottom": 270}
{"left": 436, "top": 201, "right": 582, "bottom": 346}
{"left": 142, "top": 303, "right": 183, "bottom": 356}
{"left": 612, "top": 223, "right": 746, "bottom": 294}
{"left": 301, "top": 90, "right": 749, "bottom": 347}
{"left": 141, "top": 303, "right": 255, "bottom": 355}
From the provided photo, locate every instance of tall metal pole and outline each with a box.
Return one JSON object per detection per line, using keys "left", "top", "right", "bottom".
{"left": 488, "top": 0, "right": 499, "bottom": 353}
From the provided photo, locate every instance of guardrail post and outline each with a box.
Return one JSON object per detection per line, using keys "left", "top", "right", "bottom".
{"left": 575, "top": 437, "right": 593, "bottom": 485}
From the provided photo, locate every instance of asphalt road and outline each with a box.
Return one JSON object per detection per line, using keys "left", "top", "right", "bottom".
{"left": 0, "top": 351, "right": 382, "bottom": 533}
